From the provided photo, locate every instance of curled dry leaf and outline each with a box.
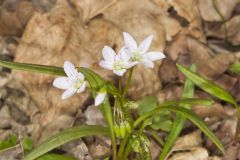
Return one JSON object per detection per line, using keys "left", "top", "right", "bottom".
{"left": 205, "top": 15, "right": 240, "bottom": 45}
{"left": 198, "top": 0, "right": 240, "bottom": 21}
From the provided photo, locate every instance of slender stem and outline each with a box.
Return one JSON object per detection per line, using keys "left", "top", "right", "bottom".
{"left": 119, "top": 77, "right": 122, "bottom": 95}
{"left": 117, "top": 133, "right": 130, "bottom": 159}
{"left": 235, "top": 107, "right": 240, "bottom": 142}
{"left": 103, "top": 99, "right": 117, "bottom": 160}
{"left": 123, "top": 68, "right": 134, "bottom": 98}
{"left": 148, "top": 129, "right": 164, "bottom": 147}
{"left": 122, "top": 142, "right": 131, "bottom": 160}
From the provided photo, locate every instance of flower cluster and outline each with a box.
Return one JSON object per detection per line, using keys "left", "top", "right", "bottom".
{"left": 53, "top": 32, "right": 165, "bottom": 105}
{"left": 100, "top": 32, "right": 165, "bottom": 76}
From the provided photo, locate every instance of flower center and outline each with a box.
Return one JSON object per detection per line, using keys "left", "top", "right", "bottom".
{"left": 131, "top": 51, "right": 142, "bottom": 61}
{"left": 72, "top": 79, "right": 83, "bottom": 89}
{"left": 113, "top": 60, "right": 126, "bottom": 70}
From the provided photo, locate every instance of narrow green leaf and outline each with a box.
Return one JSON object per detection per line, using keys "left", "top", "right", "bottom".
{"left": 24, "top": 125, "right": 109, "bottom": 160}
{"left": 229, "top": 62, "right": 240, "bottom": 74}
{"left": 163, "top": 98, "right": 214, "bottom": 106}
{"left": 177, "top": 64, "right": 237, "bottom": 107}
{"left": 134, "top": 106, "right": 224, "bottom": 153}
{"left": 160, "top": 64, "right": 195, "bottom": 160}
{"left": 36, "top": 153, "right": 75, "bottom": 160}
{"left": 0, "top": 60, "right": 118, "bottom": 93}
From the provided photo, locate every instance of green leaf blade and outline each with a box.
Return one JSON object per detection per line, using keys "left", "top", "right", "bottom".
{"left": 159, "top": 64, "right": 196, "bottom": 160}
{"left": 24, "top": 125, "right": 109, "bottom": 160}
{"left": 177, "top": 64, "right": 237, "bottom": 107}
{"left": 134, "top": 106, "right": 224, "bottom": 153}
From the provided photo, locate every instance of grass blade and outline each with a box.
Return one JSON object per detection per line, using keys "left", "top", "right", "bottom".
{"left": 177, "top": 64, "right": 237, "bottom": 107}
{"left": 134, "top": 106, "right": 224, "bottom": 153}
{"left": 24, "top": 125, "right": 109, "bottom": 160}
{"left": 159, "top": 64, "right": 196, "bottom": 160}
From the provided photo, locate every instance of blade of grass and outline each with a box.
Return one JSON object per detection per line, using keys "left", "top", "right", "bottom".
{"left": 177, "top": 64, "right": 237, "bottom": 107}
{"left": 24, "top": 125, "right": 109, "bottom": 160}
{"left": 159, "top": 64, "right": 196, "bottom": 160}
{"left": 134, "top": 106, "right": 224, "bottom": 153}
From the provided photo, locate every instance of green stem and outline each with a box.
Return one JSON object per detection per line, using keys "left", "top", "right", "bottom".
{"left": 117, "top": 133, "right": 130, "bottom": 159}
{"left": 235, "top": 107, "right": 240, "bottom": 142}
{"left": 123, "top": 68, "right": 134, "bottom": 98}
{"left": 119, "top": 77, "right": 122, "bottom": 95}
{"left": 122, "top": 142, "right": 131, "bottom": 160}
{"left": 103, "top": 100, "right": 117, "bottom": 160}
{"left": 148, "top": 129, "right": 164, "bottom": 147}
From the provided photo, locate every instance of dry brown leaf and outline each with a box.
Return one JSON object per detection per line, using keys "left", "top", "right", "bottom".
{"left": 205, "top": 15, "right": 240, "bottom": 45}
{"left": 168, "top": 147, "right": 209, "bottom": 160}
{"left": 198, "top": 0, "right": 240, "bottom": 21}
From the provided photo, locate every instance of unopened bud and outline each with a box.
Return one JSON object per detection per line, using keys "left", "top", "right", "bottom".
{"left": 119, "top": 123, "right": 126, "bottom": 138}
{"left": 114, "top": 123, "right": 120, "bottom": 138}
{"left": 124, "top": 121, "right": 132, "bottom": 133}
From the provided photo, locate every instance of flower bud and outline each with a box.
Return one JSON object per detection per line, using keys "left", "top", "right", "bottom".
{"left": 119, "top": 122, "right": 126, "bottom": 138}
{"left": 124, "top": 121, "right": 132, "bottom": 133}
{"left": 114, "top": 123, "right": 120, "bottom": 138}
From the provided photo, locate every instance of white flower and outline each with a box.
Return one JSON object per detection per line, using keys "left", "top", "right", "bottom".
{"left": 53, "top": 61, "right": 86, "bottom": 100}
{"left": 95, "top": 89, "right": 107, "bottom": 106}
{"left": 123, "top": 32, "right": 166, "bottom": 68}
{"left": 99, "top": 46, "right": 136, "bottom": 76}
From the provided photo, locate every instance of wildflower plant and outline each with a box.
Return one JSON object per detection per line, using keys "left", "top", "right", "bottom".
{"left": 0, "top": 32, "right": 226, "bottom": 160}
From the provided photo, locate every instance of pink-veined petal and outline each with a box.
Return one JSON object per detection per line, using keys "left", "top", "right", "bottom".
{"left": 95, "top": 92, "right": 106, "bottom": 106}
{"left": 113, "top": 69, "right": 127, "bottom": 76}
{"left": 99, "top": 60, "right": 113, "bottom": 70}
{"left": 123, "top": 32, "right": 137, "bottom": 52}
{"left": 77, "top": 81, "right": 86, "bottom": 93}
{"left": 53, "top": 77, "right": 70, "bottom": 89}
{"left": 145, "top": 51, "right": 166, "bottom": 61}
{"left": 64, "top": 61, "right": 78, "bottom": 79}
{"left": 140, "top": 59, "right": 154, "bottom": 68}
{"left": 139, "top": 35, "right": 153, "bottom": 53}
{"left": 102, "top": 46, "right": 116, "bottom": 61}
{"left": 61, "top": 88, "right": 76, "bottom": 100}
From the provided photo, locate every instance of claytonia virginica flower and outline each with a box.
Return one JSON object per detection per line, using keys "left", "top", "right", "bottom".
{"left": 123, "top": 32, "right": 166, "bottom": 68}
{"left": 53, "top": 61, "right": 87, "bottom": 100}
{"left": 94, "top": 88, "right": 107, "bottom": 106}
{"left": 99, "top": 46, "right": 136, "bottom": 76}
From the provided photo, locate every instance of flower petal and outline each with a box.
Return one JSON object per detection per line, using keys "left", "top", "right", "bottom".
{"left": 145, "top": 52, "right": 166, "bottom": 61}
{"left": 102, "top": 46, "right": 116, "bottom": 61}
{"left": 99, "top": 60, "right": 113, "bottom": 70}
{"left": 141, "top": 59, "right": 154, "bottom": 68}
{"left": 113, "top": 69, "right": 127, "bottom": 76}
{"left": 53, "top": 77, "right": 70, "bottom": 89}
{"left": 139, "top": 35, "right": 153, "bottom": 53}
{"left": 77, "top": 72, "right": 85, "bottom": 81}
{"left": 126, "top": 61, "right": 138, "bottom": 68}
{"left": 95, "top": 92, "right": 106, "bottom": 106}
{"left": 64, "top": 61, "right": 78, "bottom": 79}
{"left": 123, "top": 32, "right": 137, "bottom": 52}
{"left": 61, "top": 88, "right": 76, "bottom": 100}
{"left": 77, "top": 81, "right": 86, "bottom": 93}
{"left": 119, "top": 47, "right": 130, "bottom": 61}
